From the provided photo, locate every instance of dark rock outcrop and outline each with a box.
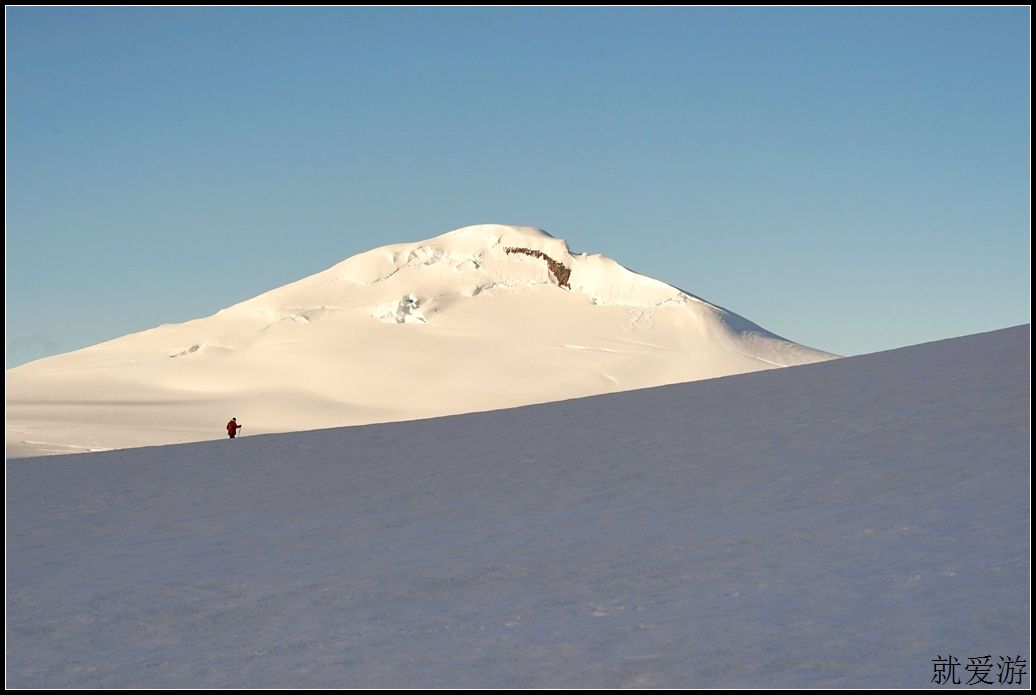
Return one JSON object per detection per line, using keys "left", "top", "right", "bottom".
{"left": 504, "top": 247, "right": 572, "bottom": 289}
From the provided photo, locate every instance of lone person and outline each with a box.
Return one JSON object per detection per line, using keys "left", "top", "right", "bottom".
{"left": 227, "top": 418, "right": 242, "bottom": 439}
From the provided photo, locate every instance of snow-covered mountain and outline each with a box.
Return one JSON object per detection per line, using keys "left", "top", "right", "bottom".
{"left": 6, "top": 224, "right": 835, "bottom": 457}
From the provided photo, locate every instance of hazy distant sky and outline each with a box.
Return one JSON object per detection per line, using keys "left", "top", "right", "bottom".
{"left": 6, "top": 7, "right": 1030, "bottom": 367}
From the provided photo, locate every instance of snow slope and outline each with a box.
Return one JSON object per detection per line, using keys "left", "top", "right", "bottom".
{"left": 5, "top": 325, "right": 1028, "bottom": 688}
{"left": 6, "top": 224, "right": 833, "bottom": 457}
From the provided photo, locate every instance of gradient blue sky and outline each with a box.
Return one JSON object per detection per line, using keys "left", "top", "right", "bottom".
{"left": 6, "top": 7, "right": 1030, "bottom": 367}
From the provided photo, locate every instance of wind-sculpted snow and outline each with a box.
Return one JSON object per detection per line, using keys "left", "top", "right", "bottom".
{"left": 5, "top": 326, "right": 1029, "bottom": 687}
{"left": 6, "top": 224, "right": 835, "bottom": 457}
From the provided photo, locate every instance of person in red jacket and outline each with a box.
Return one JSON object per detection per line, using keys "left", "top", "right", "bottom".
{"left": 227, "top": 418, "right": 242, "bottom": 439}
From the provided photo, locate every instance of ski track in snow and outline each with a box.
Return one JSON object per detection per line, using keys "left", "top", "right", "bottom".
{"left": 5, "top": 325, "right": 1030, "bottom": 688}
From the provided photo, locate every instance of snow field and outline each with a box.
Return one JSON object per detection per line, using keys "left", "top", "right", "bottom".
{"left": 5, "top": 325, "right": 1028, "bottom": 687}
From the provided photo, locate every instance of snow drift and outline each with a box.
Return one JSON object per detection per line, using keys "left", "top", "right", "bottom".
{"left": 6, "top": 224, "right": 835, "bottom": 457}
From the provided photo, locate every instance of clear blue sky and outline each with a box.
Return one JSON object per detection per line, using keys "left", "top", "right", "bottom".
{"left": 6, "top": 7, "right": 1030, "bottom": 367}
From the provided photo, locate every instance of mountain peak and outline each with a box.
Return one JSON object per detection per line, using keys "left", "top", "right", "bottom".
{"left": 7, "top": 224, "right": 836, "bottom": 457}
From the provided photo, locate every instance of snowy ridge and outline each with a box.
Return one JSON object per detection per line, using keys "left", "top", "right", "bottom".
{"left": 6, "top": 224, "right": 836, "bottom": 457}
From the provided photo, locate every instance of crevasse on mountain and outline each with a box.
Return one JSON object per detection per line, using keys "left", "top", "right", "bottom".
{"left": 6, "top": 224, "right": 836, "bottom": 457}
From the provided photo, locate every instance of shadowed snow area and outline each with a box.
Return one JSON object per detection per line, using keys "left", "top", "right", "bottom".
{"left": 6, "top": 224, "right": 834, "bottom": 458}
{"left": 6, "top": 325, "right": 1029, "bottom": 688}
